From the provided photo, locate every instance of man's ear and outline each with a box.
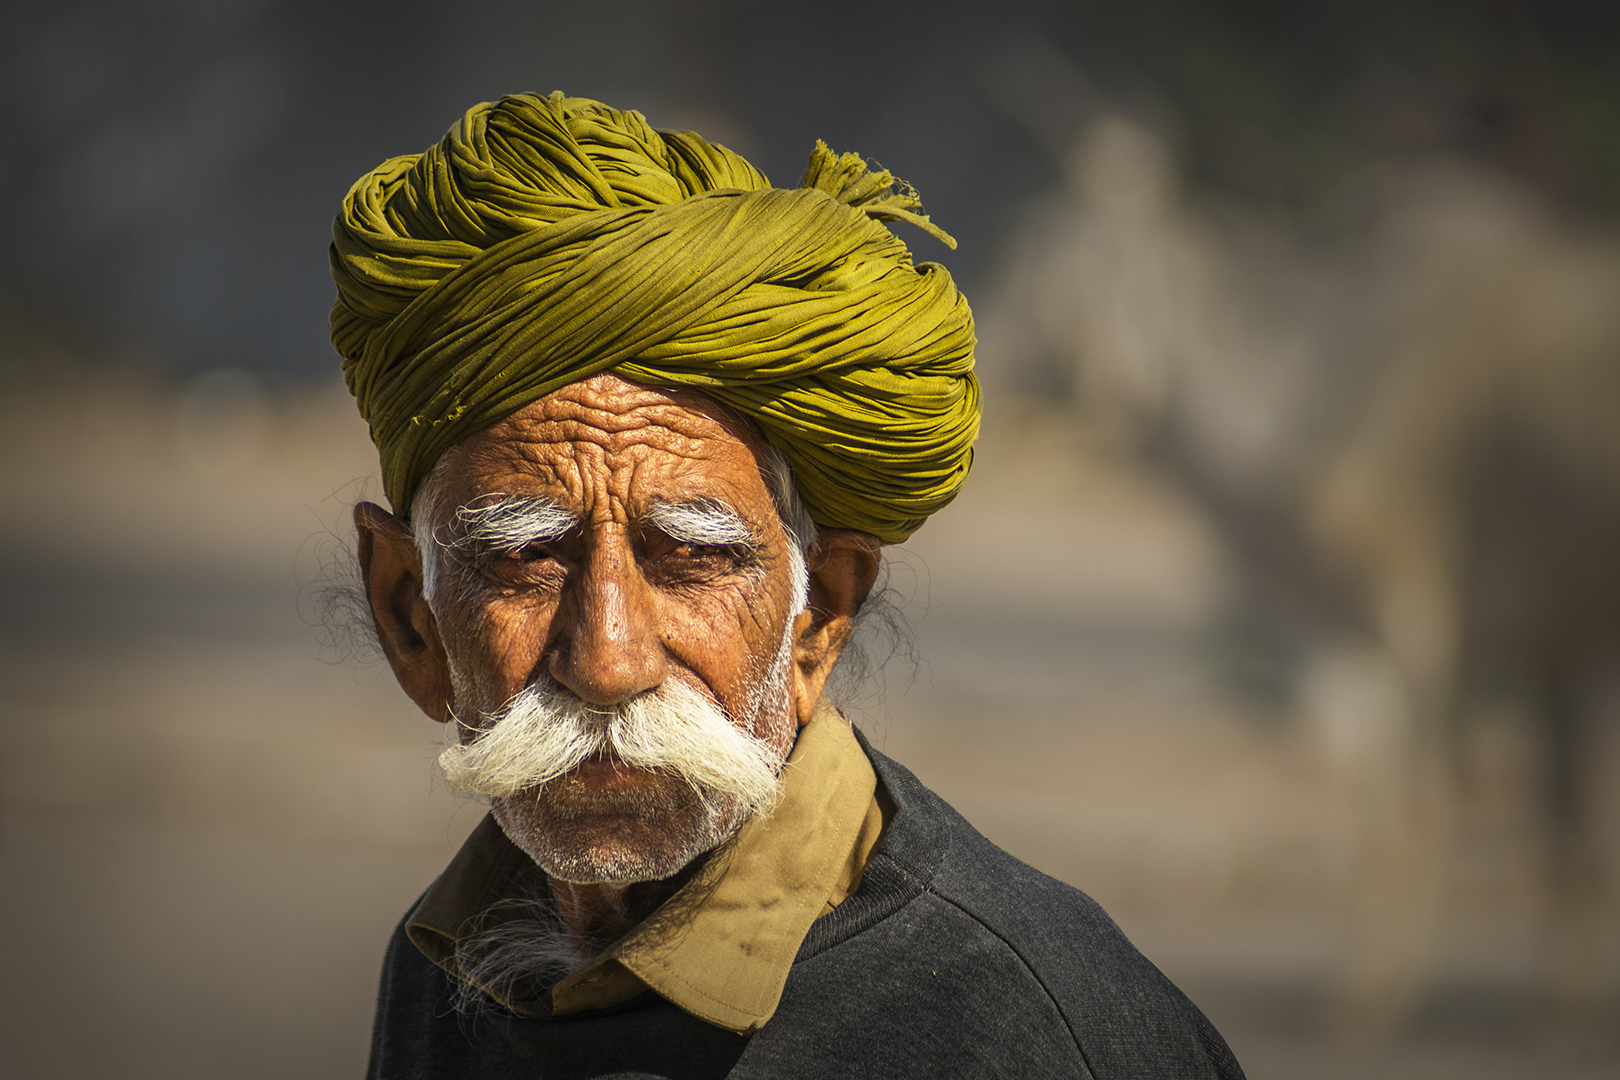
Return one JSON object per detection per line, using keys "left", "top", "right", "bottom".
{"left": 790, "top": 529, "right": 881, "bottom": 725}
{"left": 355, "top": 502, "right": 454, "bottom": 723}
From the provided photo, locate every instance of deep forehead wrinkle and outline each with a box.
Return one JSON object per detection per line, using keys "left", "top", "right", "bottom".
{"left": 470, "top": 375, "right": 760, "bottom": 461}
{"left": 504, "top": 401, "right": 756, "bottom": 460}
{"left": 506, "top": 415, "right": 745, "bottom": 472}
{"left": 442, "top": 375, "right": 771, "bottom": 528}
{"left": 511, "top": 372, "right": 757, "bottom": 440}
{"left": 490, "top": 413, "right": 752, "bottom": 492}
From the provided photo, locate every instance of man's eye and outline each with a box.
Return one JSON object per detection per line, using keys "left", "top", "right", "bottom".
{"left": 661, "top": 541, "right": 757, "bottom": 568}
{"left": 505, "top": 542, "right": 554, "bottom": 562}
{"left": 672, "top": 543, "right": 718, "bottom": 558}
{"left": 471, "top": 540, "right": 569, "bottom": 590}
{"left": 473, "top": 541, "right": 560, "bottom": 570}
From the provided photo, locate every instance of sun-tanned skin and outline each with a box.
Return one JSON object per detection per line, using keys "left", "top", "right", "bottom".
{"left": 355, "top": 373, "right": 879, "bottom": 947}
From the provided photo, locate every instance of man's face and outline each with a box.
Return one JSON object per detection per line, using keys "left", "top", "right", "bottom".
{"left": 413, "top": 374, "right": 806, "bottom": 881}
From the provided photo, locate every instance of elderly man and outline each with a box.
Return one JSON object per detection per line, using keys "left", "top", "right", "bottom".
{"left": 334, "top": 92, "right": 1243, "bottom": 1079}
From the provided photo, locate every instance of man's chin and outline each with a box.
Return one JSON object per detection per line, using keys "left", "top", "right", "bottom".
{"left": 535, "top": 838, "right": 707, "bottom": 885}
{"left": 490, "top": 783, "right": 748, "bottom": 885}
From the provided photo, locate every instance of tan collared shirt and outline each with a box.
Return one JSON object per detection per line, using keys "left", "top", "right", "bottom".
{"left": 404, "top": 700, "right": 887, "bottom": 1035}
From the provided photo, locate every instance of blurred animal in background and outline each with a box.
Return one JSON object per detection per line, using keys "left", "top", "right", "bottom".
{"left": 987, "top": 107, "right": 1620, "bottom": 1034}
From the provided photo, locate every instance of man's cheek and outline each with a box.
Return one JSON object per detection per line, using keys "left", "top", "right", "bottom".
{"left": 665, "top": 605, "right": 772, "bottom": 696}
{"left": 696, "top": 578, "right": 779, "bottom": 641}
{"left": 466, "top": 601, "right": 552, "bottom": 680}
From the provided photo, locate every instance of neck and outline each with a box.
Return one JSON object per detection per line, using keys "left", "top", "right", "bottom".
{"left": 547, "top": 856, "right": 710, "bottom": 952}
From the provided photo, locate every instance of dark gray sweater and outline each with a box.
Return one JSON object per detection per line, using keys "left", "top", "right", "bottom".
{"left": 366, "top": 735, "right": 1245, "bottom": 1079}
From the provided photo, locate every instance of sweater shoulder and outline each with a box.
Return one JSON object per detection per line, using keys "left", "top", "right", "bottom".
{"left": 853, "top": 740, "right": 1246, "bottom": 1080}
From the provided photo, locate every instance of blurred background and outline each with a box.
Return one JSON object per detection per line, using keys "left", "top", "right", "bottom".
{"left": 3, "top": 1, "right": 1620, "bottom": 1076}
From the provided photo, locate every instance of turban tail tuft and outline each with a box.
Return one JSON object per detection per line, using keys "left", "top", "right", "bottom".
{"left": 330, "top": 91, "right": 978, "bottom": 542}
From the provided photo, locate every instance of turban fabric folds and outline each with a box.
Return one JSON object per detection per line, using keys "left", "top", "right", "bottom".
{"left": 330, "top": 92, "right": 978, "bottom": 542}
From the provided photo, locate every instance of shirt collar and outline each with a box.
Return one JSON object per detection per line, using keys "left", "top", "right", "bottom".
{"left": 405, "top": 698, "right": 884, "bottom": 1035}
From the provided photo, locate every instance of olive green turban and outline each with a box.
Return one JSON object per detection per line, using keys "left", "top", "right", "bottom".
{"left": 330, "top": 91, "right": 978, "bottom": 542}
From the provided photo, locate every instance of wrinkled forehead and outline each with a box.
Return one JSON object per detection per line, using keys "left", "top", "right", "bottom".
{"left": 426, "top": 374, "right": 774, "bottom": 518}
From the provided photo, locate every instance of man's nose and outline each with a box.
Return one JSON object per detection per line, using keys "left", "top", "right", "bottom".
{"left": 549, "top": 532, "right": 667, "bottom": 704}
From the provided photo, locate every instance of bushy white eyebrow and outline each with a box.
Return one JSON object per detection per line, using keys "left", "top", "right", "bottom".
{"left": 449, "top": 496, "right": 580, "bottom": 549}
{"left": 643, "top": 498, "right": 756, "bottom": 548}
